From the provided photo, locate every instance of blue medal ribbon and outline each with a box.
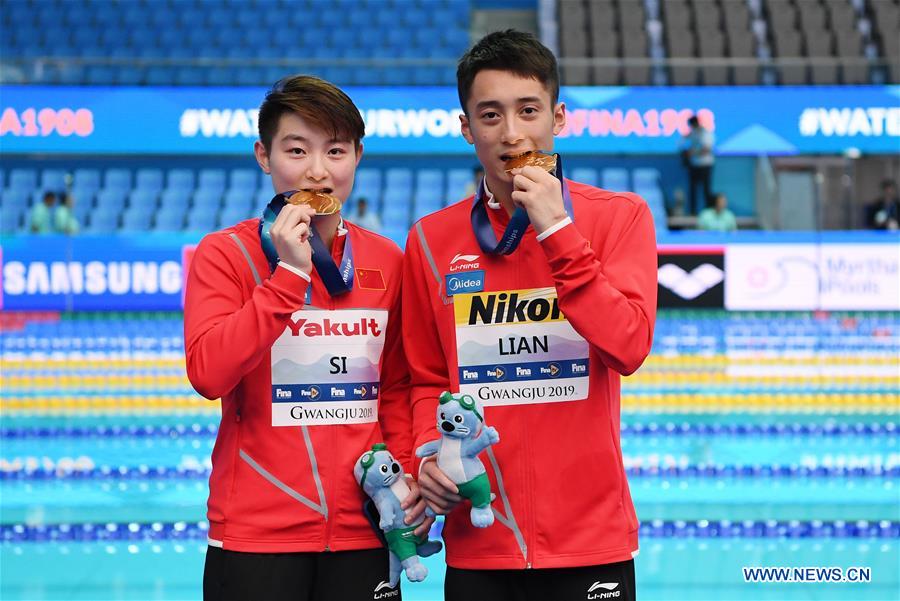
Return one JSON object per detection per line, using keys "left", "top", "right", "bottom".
{"left": 470, "top": 154, "right": 574, "bottom": 255}
{"left": 259, "top": 191, "right": 354, "bottom": 297}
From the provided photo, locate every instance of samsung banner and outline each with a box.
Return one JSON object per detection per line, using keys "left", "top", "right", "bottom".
{"left": 1, "top": 85, "right": 898, "bottom": 156}
{"left": 2, "top": 232, "right": 897, "bottom": 311}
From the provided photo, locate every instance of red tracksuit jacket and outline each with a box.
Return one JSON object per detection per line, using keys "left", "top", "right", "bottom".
{"left": 185, "top": 218, "right": 412, "bottom": 552}
{"left": 402, "top": 180, "right": 657, "bottom": 569}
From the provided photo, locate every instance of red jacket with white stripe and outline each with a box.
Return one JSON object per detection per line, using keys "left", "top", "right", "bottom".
{"left": 185, "top": 218, "right": 412, "bottom": 552}
{"left": 402, "top": 181, "right": 657, "bottom": 569}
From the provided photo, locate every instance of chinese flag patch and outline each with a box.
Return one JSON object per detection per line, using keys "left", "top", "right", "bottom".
{"left": 356, "top": 268, "right": 386, "bottom": 290}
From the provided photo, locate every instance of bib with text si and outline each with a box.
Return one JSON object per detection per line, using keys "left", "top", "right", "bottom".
{"left": 270, "top": 309, "right": 388, "bottom": 426}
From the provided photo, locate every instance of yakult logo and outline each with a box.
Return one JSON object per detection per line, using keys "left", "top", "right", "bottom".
{"left": 287, "top": 317, "right": 382, "bottom": 337}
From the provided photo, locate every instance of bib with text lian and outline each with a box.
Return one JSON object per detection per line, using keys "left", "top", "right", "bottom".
{"left": 454, "top": 287, "right": 589, "bottom": 406}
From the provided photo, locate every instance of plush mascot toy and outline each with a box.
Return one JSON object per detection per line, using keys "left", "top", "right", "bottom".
{"left": 354, "top": 443, "right": 442, "bottom": 587}
{"left": 416, "top": 391, "right": 500, "bottom": 528}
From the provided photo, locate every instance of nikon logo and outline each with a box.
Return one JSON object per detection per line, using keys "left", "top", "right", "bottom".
{"left": 467, "top": 292, "right": 561, "bottom": 325}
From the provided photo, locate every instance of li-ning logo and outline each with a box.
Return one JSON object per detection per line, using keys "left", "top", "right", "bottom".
{"left": 657, "top": 263, "right": 724, "bottom": 300}
{"left": 449, "top": 253, "right": 481, "bottom": 272}
{"left": 587, "top": 581, "right": 620, "bottom": 599}
{"left": 373, "top": 580, "right": 398, "bottom": 599}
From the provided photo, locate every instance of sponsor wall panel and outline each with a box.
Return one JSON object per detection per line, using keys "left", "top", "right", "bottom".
{"left": 657, "top": 248, "right": 725, "bottom": 308}
{"left": 2, "top": 234, "right": 897, "bottom": 311}
{"left": 2, "top": 85, "right": 897, "bottom": 155}
{"left": 0, "top": 234, "right": 197, "bottom": 311}
{"left": 725, "top": 243, "right": 900, "bottom": 311}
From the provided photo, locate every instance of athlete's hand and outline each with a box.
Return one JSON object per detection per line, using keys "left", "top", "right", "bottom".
{"left": 401, "top": 477, "right": 436, "bottom": 537}
{"left": 509, "top": 166, "right": 569, "bottom": 235}
{"left": 418, "top": 456, "right": 463, "bottom": 515}
{"left": 270, "top": 204, "right": 317, "bottom": 274}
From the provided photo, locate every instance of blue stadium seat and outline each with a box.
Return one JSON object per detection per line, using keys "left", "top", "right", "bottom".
{"left": 145, "top": 66, "right": 174, "bottom": 86}
{"left": 601, "top": 168, "right": 630, "bottom": 191}
{"left": 95, "top": 189, "right": 127, "bottom": 213}
{"left": 40, "top": 169, "right": 67, "bottom": 191}
{"left": 416, "top": 169, "right": 444, "bottom": 192}
{"left": 159, "top": 188, "right": 192, "bottom": 211}
{"left": 633, "top": 168, "right": 661, "bottom": 191}
{"left": 223, "top": 189, "right": 253, "bottom": 212}
{"left": 87, "top": 208, "right": 120, "bottom": 233}
{"left": 218, "top": 206, "right": 251, "bottom": 228}
{"left": 116, "top": 66, "right": 144, "bottom": 85}
{"left": 381, "top": 226, "right": 408, "bottom": 248}
{"left": 154, "top": 207, "right": 186, "bottom": 231}
{"left": 385, "top": 168, "right": 413, "bottom": 193}
{"left": 571, "top": 167, "right": 599, "bottom": 187}
{"left": 229, "top": 169, "right": 258, "bottom": 192}
{"left": 1, "top": 205, "right": 23, "bottom": 234}
{"left": 86, "top": 65, "right": 117, "bottom": 85}
{"left": 254, "top": 189, "right": 274, "bottom": 214}
{"left": 198, "top": 169, "right": 227, "bottom": 194}
{"left": 642, "top": 188, "right": 668, "bottom": 234}
{"left": 128, "top": 190, "right": 159, "bottom": 211}
{"left": 135, "top": 169, "right": 165, "bottom": 194}
{"left": 174, "top": 66, "right": 205, "bottom": 86}
{"left": 104, "top": 168, "right": 132, "bottom": 191}
{"left": 120, "top": 206, "right": 156, "bottom": 232}
{"left": 446, "top": 168, "right": 476, "bottom": 200}
{"left": 9, "top": 168, "right": 37, "bottom": 190}
{"left": 193, "top": 189, "right": 223, "bottom": 211}
{"left": 73, "top": 169, "right": 101, "bottom": 192}
{"left": 206, "top": 68, "right": 235, "bottom": 86}
{"left": 185, "top": 207, "right": 218, "bottom": 232}
{"left": 167, "top": 169, "right": 195, "bottom": 191}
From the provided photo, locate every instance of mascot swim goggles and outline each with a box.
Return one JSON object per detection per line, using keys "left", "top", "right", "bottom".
{"left": 439, "top": 392, "right": 483, "bottom": 422}
{"left": 359, "top": 442, "right": 388, "bottom": 486}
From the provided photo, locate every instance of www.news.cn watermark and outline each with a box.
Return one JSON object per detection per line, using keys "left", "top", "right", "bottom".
{"left": 743, "top": 566, "right": 872, "bottom": 584}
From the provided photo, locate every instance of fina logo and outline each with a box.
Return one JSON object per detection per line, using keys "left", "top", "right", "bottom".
{"left": 587, "top": 581, "right": 620, "bottom": 600}
{"left": 445, "top": 270, "right": 485, "bottom": 295}
{"left": 373, "top": 580, "right": 398, "bottom": 599}
{"left": 657, "top": 263, "right": 724, "bottom": 300}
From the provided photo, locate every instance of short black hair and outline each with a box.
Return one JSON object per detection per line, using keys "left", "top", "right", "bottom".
{"left": 258, "top": 74, "right": 365, "bottom": 154}
{"left": 882, "top": 179, "right": 896, "bottom": 190}
{"left": 42, "top": 191, "right": 56, "bottom": 201}
{"left": 456, "top": 29, "right": 559, "bottom": 114}
{"left": 688, "top": 116, "right": 700, "bottom": 127}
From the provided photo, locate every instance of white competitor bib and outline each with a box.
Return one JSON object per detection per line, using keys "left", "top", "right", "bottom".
{"left": 454, "top": 287, "right": 590, "bottom": 407}
{"left": 270, "top": 309, "right": 388, "bottom": 426}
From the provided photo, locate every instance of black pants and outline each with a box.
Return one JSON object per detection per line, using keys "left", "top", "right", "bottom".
{"left": 445, "top": 559, "right": 636, "bottom": 601}
{"left": 688, "top": 165, "right": 713, "bottom": 215}
{"left": 203, "top": 545, "right": 400, "bottom": 601}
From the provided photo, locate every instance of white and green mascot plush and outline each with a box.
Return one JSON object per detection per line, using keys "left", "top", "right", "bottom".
{"left": 416, "top": 391, "right": 500, "bottom": 528}
{"left": 354, "top": 443, "right": 442, "bottom": 587}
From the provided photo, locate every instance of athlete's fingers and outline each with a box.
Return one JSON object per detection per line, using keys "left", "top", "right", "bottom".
{"left": 400, "top": 478, "right": 422, "bottom": 510}
{"left": 421, "top": 460, "right": 460, "bottom": 496}
{"left": 413, "top": 515, "right": 436, "bottom": 538}
{"left": 403, "top": 497, "right": 428, "bottom": 525}
{"left": 289, "top": 221, "right": 310, "bottom": 244}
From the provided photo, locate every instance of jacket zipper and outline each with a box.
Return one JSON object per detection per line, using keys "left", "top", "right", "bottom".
{"left": 518, "top": 248, "right": 535, "bottom": 569}
{"left": 322, "top": 274, "right": 337, "bottom": 551}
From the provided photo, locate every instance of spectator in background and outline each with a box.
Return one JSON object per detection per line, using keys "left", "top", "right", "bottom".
{"left": 865, "top": 179, "right": 899, "bottom": 230}
{"left": 351, "top": 196, "right": 381, "bottom": 232}
{"left": 681, "top": 115, "right": 715, "bottom": 215}
{"left": 697, "top": 193, "right": 737, "bottom": 232}
{"left": 54, "top": 192, "right": 80, "bottom": 235}
{"left": 29, "top": 191, "right": 56, "bottom": 233}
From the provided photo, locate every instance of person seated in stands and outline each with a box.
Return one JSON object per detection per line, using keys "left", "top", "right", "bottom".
{"left": 864, "top": 179, "right": 899, "bottom": 230}
{"left": 697, "top": 193, "right": 737, "bottom": 232}
{"left": 54, "top": 192, "right": 80, "bottom": 235}
{"left": 29, "top": 191, "right": 56, "bottom": 234}
{"left": 350, "top": 196, "right": 381, "bottom": 232}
